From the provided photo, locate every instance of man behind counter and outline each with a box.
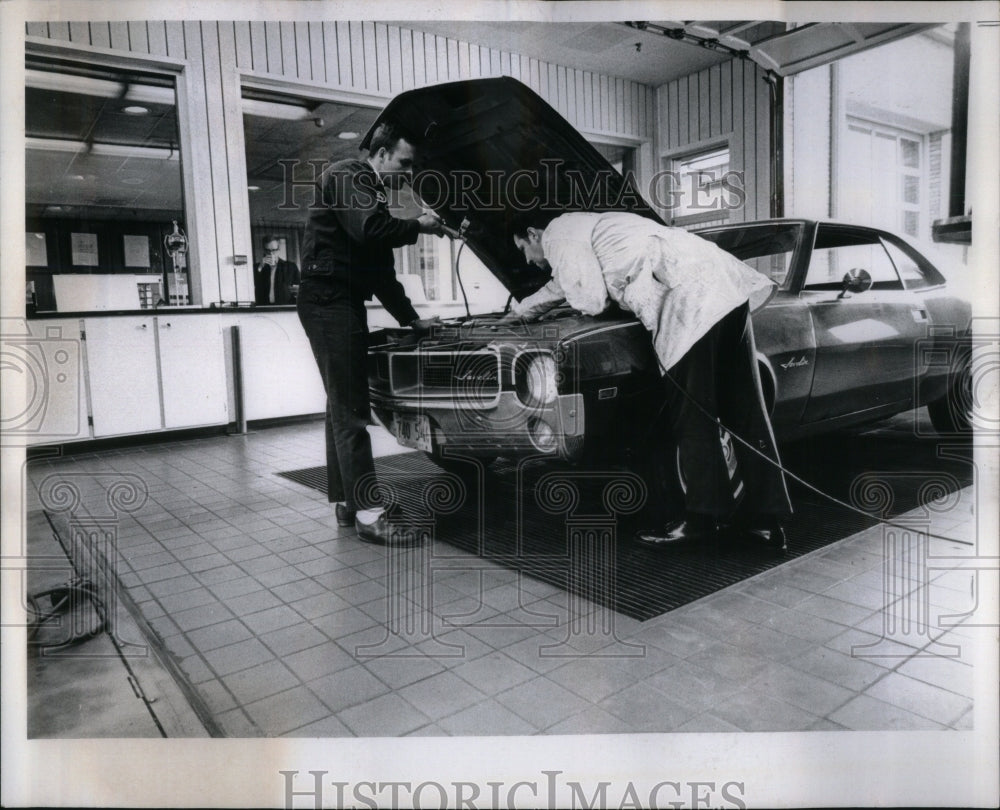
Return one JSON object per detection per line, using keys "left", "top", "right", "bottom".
{"left": 297, "top": 121, "right": 443, "bottom": 546}
{"left": 253, "top": 235, "right": 300, "bottom": 305}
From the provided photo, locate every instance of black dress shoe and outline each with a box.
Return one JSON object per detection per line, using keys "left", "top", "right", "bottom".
{"left": 634, "top": 517, "right": 718, "bottom": 548}
{"left": 335, "top": 503, "right": 356, "bottom": 528}
{"left": 741, "top": 521, "right": 788, "bottom": 554}
{"left": 355, "top": 513, "right": 423, "bottom": 546}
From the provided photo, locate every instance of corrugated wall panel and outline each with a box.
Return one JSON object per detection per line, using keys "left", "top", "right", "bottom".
{"left": 294, "top": 21, "right": 311, "bottom": 81}
{"left": 399, "top": 27, "right": 415, "bottom": 90}
{"left": 336, "top": 22, "right": 352, "bottom": 86}
{"left": 109, "top": 22, "right": 130, "bottom": 51}
{"left": 48, "top": 21, "right": 71, "bottom": 41}
{"left": 164, "top": 20, "right": 185, "bottom": 59}
{"left": 127, "top": 22, "right": 149, "bottom": 54}
{"left": 657, "top": 58, "right": 771, "bottom": 222}
{"left": 309, "top": 22, "right": 325, "bottom": 84}
{"left": 147, "top": 21, "right": 168, "bottom": 56}
{"left": 279, "top": 21, "right": 297, "bottom": 78}
{"left": 374, "top": 24, "right": 390, "bottom": 92}
{"left": 195, "top": 20, "right": 234, "bottom": 300}
{"left": 90, "top": 22, "right": 110, "bottom": 49}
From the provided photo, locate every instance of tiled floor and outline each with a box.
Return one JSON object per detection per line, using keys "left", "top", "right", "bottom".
{"left": 25, "top": 418, "right": 982, "bottom": 737}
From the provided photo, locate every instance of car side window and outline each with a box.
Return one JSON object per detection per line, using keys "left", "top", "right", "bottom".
{"left": 697, "top": 223, "right": 801, "bottom": 288}
{"left": 803, "top": 228, "right": 903, "bottom": 291}
{"left": 882, "top": 237, "right": 941, "bottom": 290}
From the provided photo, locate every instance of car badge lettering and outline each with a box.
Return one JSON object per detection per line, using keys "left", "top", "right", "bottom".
{"left": 455, "top": 370, "right": 497, "bottom": 382}
{"left": 780, "top": 356, "right": 809, "bottom": 369}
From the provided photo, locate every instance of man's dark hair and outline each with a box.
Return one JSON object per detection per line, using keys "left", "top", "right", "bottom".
{"left": 367, "top": 121, "right": 413, "bottom": 156}
{"left": 508, "top": 209, "right": 563, "bottom": 240}
{"left": 261, "top": 234, "right": 279, "bottom": 248}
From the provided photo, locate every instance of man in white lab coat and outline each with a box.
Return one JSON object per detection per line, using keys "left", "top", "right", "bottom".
{"left": 506, "top": 210, "right": 792, "bottom": 551}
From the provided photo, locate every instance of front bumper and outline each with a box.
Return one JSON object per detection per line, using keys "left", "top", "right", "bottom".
{"left": 370, "top": 390, "right": 586, "bottom": 460}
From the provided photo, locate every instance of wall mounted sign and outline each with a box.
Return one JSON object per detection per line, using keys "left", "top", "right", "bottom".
{"left": 70, "top": 232, "right": 99, "bottom": 267}
{"left": 123, "top": 234, "right": 151, "bottom": 268}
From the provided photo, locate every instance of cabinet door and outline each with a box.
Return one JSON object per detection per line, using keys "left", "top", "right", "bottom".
{"left": 19, "top": 319, "right": 90, "bottom": 445}
{"left": 157, "top": 317, "right": 229, "bottom": 429}
{"left": 85, "top": 317, "right": 162, "bottom": 437}
{"left": 237, "top": 312, "right": 327, "bottom": 420}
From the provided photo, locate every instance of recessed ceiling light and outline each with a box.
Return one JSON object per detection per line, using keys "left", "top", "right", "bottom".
{"left": 337, "top": 131, "right": 359, "bottom": 140}
{"left": 122, "top": 105, "right": 150, "bottom": 115}
{"left": 121, "top": 176, "right": 145, "bottom": 185}
{"left": 247, "top": 185, "right": 261, "bottom": 192}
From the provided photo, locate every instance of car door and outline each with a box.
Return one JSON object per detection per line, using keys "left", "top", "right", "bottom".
{"left": 799, "top": 224, "right": 929, "bottom": 423}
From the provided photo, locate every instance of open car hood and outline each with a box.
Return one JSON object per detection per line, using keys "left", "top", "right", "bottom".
{"left": 362, "top": 77, "right": 661, "bottom": 300}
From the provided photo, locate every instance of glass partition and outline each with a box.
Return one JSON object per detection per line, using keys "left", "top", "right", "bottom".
{"left": 25, "top": 57, "right": 189, "bottom": 312}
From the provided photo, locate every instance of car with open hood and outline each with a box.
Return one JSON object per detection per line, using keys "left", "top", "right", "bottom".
{"left": 363, "top": 77, "right": 974, "bottom": 482}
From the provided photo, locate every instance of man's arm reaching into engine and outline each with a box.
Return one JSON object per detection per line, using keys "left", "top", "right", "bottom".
{"left": 498, "top": 278, "right": 566, "bottom": 323}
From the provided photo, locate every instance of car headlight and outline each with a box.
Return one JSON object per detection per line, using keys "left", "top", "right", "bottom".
{"left": 520, "top": 353, "right": 558, "bottom": 406}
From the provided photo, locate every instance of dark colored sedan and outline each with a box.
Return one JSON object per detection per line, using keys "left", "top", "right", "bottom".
{"left": 363, "top": 79, "right": 972, "bottom": 477}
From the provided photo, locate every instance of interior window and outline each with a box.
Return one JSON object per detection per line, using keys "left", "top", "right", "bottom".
{"left": 241, "top": 87, "right": 381, "bottom": 304}
{"left": 664, "top": 146, "right": 736, "bottom": 229}
{"left": 804, "top": 228, "right": 903, "bottom": 291}
{"left": 25, "top": 58, "right": 188, "bottom": 312}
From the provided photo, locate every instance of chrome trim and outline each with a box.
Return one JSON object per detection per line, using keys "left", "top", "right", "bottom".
{"left": 559, "top": 320, "right": 645, "bottom": 345}
{"left": 509, "top": 346, "right": 557, "bottom": 394}
{"left": 384, "top": 347, "right": 503, "bottom": 408}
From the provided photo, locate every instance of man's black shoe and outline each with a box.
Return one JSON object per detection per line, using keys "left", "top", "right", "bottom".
{"left": 355, "top": 513, "right": 423, "bottom": 546}
{"left": 335, "top": 503, "right": 356, "bottom": 528}
{"left": 634, "top": 517, "right": 718, "bottom": 548}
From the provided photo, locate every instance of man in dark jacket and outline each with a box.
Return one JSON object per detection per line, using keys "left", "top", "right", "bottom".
{"left": 253, "top": 235, "right": 300, "bottom": 305}
{"left": 298, "top": 121, "right": 443, "bottom": 545}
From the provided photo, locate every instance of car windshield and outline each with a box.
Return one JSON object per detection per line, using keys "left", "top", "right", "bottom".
{"left": 697, "top": 222, "right": 803, "bottom": 287}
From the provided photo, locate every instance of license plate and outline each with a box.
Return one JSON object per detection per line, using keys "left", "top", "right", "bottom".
{"left": 394, "top": 413, "right": 432, "bottom": 451}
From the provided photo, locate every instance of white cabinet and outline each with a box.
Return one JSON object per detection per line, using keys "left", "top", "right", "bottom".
{"left": 85, "top": 317, "right": 162, "bottom": 437}
{"left": 230, "top": 312, "right": 326, "bottom": 421}
{"left": 16, "top": 319, "right": 91, "bottom": 446}
{"left": 83, "top": 315, "right": 229, "bottom": 438}
{"left": 157, "top": 317, "right": 228, "bottom": 429}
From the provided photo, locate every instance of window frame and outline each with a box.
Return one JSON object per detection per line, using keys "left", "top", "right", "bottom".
{"left": 843, "top": 115, "right": 928, "bottom": 240}
{"left": 802, "top": 225, "right": 905, "bottom": 292}
{"left": 25, "top": 39, "right": 196, "bottom": 309}
{"left": 661, "top": 138, "right": 736, "bottom": 229}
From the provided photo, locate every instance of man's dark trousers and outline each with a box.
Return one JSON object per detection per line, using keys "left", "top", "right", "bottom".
{"left": 662, "top": 301, "right": 792, "bottom": 523}
{"left": 297, "top": 280, "right": 379, "bottom": 512}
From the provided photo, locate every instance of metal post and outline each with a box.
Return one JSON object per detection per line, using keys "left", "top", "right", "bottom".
{"left": 229, "top": 325, "right": 247, "bottom": 435}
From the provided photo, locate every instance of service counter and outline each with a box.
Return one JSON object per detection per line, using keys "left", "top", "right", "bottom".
{"left": 23, "top": 301, "right": 460, "bottom": 447}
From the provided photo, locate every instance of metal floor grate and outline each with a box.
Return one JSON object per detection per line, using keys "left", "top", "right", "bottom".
{"left": 277, "top": 432, "right": 972, "bottom": 622}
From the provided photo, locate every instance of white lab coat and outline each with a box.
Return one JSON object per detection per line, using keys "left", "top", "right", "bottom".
{"left": 513, "top": 212, "right": 774, "bottom": 373}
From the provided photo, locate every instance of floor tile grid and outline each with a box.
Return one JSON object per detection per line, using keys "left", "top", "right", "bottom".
{"left": 25, "top": 420, "right": 976, "bottom": 736}
{"left": 638, "top": 525, "right": 979, "bottom": 731}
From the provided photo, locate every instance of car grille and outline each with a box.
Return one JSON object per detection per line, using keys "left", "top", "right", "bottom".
{"left": 371, "top": 349, "right": 502, "bottom": 404}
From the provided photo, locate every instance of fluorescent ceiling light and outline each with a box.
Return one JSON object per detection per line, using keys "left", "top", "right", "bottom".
{"left": 241, "top": 97, "right": 312, "bottom": 121}
{"left": 122, "top": 105, "right": 150, "bottom": 115}
{"left": 26, "top": 136, "right": 180, "bottom": 161}
{"left": 338, "top": 131, "right": 359, "bottom": 140}
{"left": 25, "top": 68, "right": 175, "bottom": 105}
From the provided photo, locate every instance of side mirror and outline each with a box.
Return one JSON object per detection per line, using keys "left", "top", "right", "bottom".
{"left": 838, "top": 268, "right": 872, "bottom": 299}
